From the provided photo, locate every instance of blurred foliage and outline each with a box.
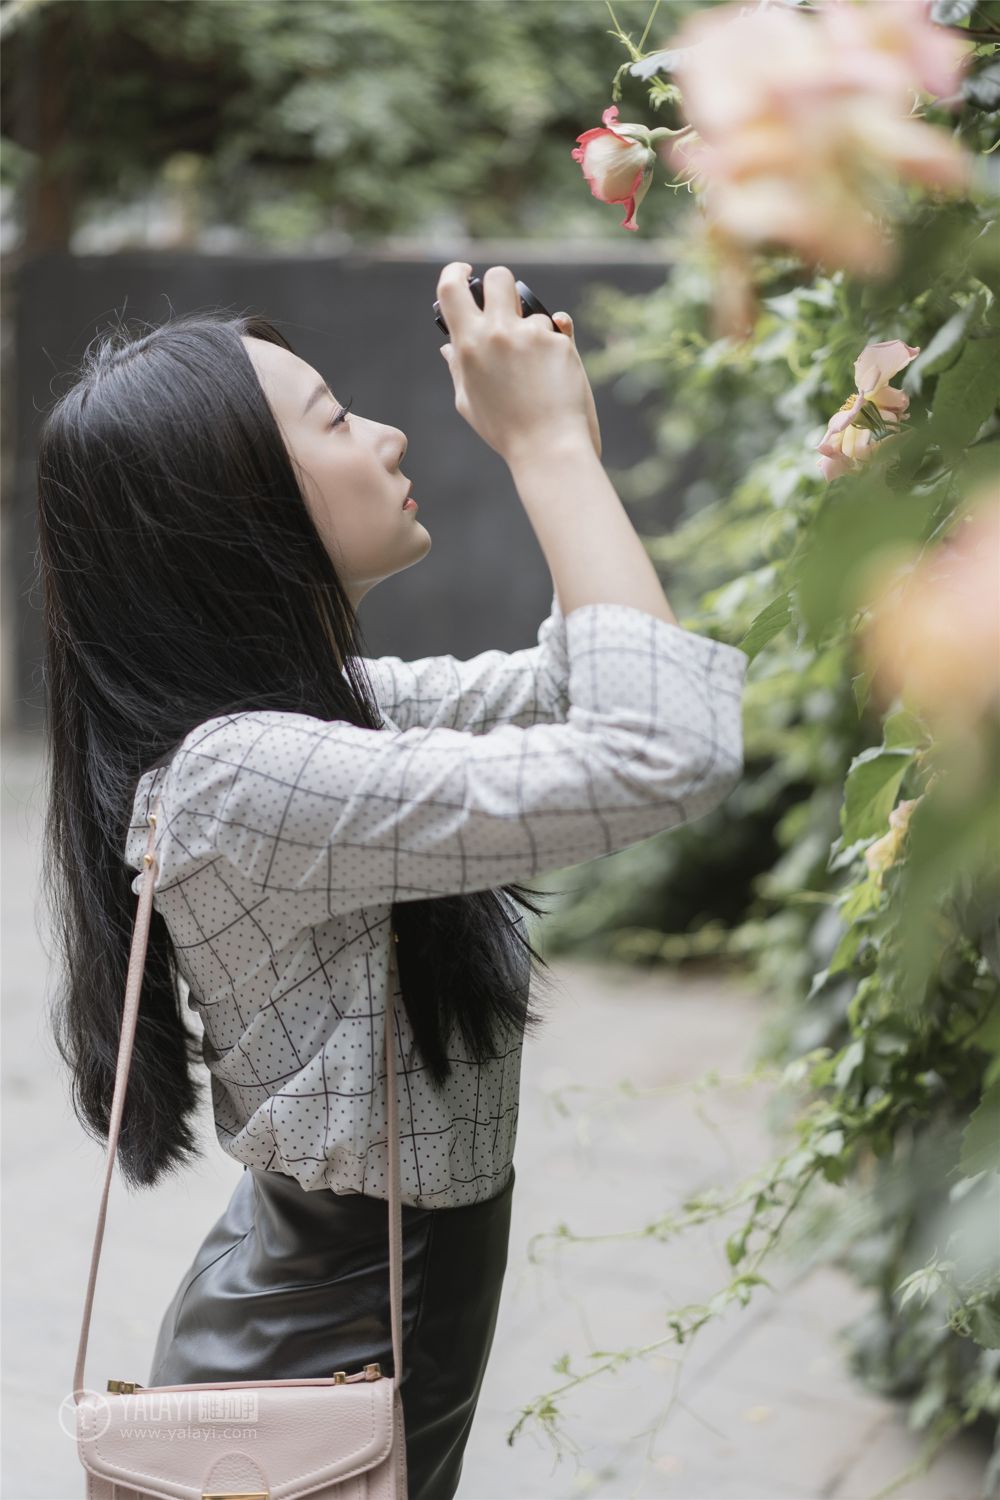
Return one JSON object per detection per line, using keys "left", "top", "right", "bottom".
{"left": 518, "top": 3, "right": 1000, "bottom": 1492}
{"left": 0, "top": 0, "right": 704, "bottom": 249}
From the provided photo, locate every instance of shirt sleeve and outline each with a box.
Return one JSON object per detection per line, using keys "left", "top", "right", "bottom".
{"left": 354, "top": 589, "right": 570, "bottom": 733}
{"left": 158, "top": 601, "right": 749, "bottom": 922}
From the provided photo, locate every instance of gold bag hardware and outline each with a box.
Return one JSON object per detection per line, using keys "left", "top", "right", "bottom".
{"left": 331, "top": 1361, "right": 382, "bottom": 1382}
{"left": 202, "top": 1493, "right": 269, "bottom": 1500}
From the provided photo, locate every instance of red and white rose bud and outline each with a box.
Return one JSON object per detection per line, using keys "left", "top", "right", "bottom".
{"left": 571, "top": 104, "right": 662, "bottom": 232}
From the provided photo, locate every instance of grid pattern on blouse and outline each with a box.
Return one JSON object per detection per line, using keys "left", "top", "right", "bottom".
{"left": 125, "top": 591, "right": 749, "bottom": 1208}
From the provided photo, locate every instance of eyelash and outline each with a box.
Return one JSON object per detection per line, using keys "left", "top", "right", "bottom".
{"left": 328, "top": 395, "right": 353, "bottom": 430}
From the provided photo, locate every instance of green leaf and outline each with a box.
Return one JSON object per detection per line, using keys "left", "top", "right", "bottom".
{"left": 930, "top": 334, "right": 1000, "bottom": 461}
{"left": 840, "top": 879, "right": 883, "bottom": 922}
{"left": 834, "top": 1039, "right": 865, "bottom": 1090}
{"left": 828, "top": 922, "right": 864, "bottom": 975}
{"left": 725, "top": 1227, "right": 749, "bottom": 1267}
{"left": 960, "top": 1083, "right": 1000, "bottom": 1177}
{"left": 814, "top": 1128, "right": 845, "bottom": 1157}
{"left": 628, "top": 48, "right": 692, "bottom": 81}
{"left": 739, "top": 593, "right": 793, "bottom": 660}
{"left": 841, "top": 747, "right": 915, "bottom": 844}
{"left": 958, "top": 1006, "right": 1000, "bottom": 1061}
{"left": 897, "top": 1262, "right": 945, "bottom": 1311}
{"left": 819, "top": 1154, "right": 848, "bottom": 1184}
{"left": 963, "top": 59, "right": 1000, "bottom": 112}
{"left": 895, "top": 776, "right": 1000, "bottom": 1006}
{"left": 793, "top": 482, "right": 939, "bottom": 639}
{"left": 882, "top": 708, "right": 927, "bottom": 752}
{"left": 931, "top": 0, "right": 979, "bottom": 20}
{"left": 903, "top": 294, "right": 988, "bottom": 397}
{"left": 909, "top": 1372, "right": 950, "bottom": 1428}
{"left": 968, "top": 1297, "right": 1000, "bottom": 1350}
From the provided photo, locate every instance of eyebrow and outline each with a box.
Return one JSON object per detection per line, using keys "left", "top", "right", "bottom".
{"left": 302, "top": 381, "right": 335, "bottom": 418}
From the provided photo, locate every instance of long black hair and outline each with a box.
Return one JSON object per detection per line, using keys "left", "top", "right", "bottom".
{"left": 37, "top": 308, "right": 560, "bottom": 1190}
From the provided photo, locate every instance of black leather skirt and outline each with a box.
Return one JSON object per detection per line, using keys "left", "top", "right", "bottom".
{"left": 147, "top": 1162, "right": 516, "bottom": 1500}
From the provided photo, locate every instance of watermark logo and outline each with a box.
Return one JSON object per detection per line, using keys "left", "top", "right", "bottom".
{"left": 58, "top": 1389, "right": 111, "bottom": 1441}
{"left": 198, "top": 1392, "right": 258, "bottom": 1423}
{"left": 59, "top": 1388, "right": 259, "bottom": 1441}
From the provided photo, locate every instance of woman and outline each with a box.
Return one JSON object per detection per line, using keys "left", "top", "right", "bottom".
{"left": 38, "top": 262, "right": 749, "bottom": 1498}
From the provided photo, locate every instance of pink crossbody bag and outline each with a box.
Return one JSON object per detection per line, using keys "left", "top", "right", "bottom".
{"left": 72, "top": 795, "right": 409, "bottom": 1498}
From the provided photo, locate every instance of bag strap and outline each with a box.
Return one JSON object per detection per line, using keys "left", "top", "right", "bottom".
{"left": 74, "top": 792, "right": 404, "bottom": 1401}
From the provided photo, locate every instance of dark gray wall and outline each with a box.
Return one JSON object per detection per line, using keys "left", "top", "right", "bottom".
{"left": 9, "top": 249, "right": 671, "bottom": 733}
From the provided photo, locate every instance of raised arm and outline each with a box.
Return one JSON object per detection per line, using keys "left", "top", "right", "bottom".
{"left": 139, "top": 599, "right": 746, "bottom": 929}
{"left": 436, "top": 261, "right": 681, "bottom": 628}
{"left": 362, "top": 261, "right": 689, "bottom": 737}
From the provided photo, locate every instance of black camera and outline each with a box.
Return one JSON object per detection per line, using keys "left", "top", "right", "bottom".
{"left": 433, "top": 273, "right": 556, "bottom": 338}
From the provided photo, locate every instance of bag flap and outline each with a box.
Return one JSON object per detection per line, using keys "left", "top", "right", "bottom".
{"left": 77, "top": 1381, "right": 395, "bottom": 1500}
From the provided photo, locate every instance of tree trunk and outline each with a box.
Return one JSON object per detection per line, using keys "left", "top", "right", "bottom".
{"left": 22, "top": 4, "right": 77, "bottom": 254}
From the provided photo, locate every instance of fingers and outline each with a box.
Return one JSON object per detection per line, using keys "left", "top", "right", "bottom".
{"left": 436, "top": 261, "right": 477, "bottom": 340}
{"left": 438, "top": 262, "right": 569, "bottom": 341}
{"left": 481, "top": 265, "right": 522, "bottom": 321}
{"left": 518, "top": 312, "right": 556, "bottom": 336}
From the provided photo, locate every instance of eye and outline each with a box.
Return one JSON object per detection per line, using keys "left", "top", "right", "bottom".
{"left": 328, "top": 395, "right": 354, "bottom": 430}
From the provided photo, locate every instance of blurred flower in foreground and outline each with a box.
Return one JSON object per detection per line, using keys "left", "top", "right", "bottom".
{"left": 865, "top": 796, "right": 923, "bottom": 881}
{"left": 657, "top": 0, "right": 973, "bottom": 337}
{"left": 859, "top": 488, "right": 1000, "bottom": 744}
{"left": 570, "top": 105, "right": 661, "bottom": 231}
{"left": 821, "top": 0, "right": 971, "bottom": 105}
{"left": 816, "top": 339, "right": 920, "bottom": 481}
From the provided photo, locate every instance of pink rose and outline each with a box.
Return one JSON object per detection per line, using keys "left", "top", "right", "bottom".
{"left": 860, "top": 489, "right": 1000, "bottom": 737}
{"left": 652, "top": 1, "right": 972, "bottom": 333}
{"left": 816, "top": 340, "right": 920, "bottom": 481}
{"left": 571, "top": 104, "right": 658, "bottom": 232}
{"left": 661, "top": 5, "right": 845, "bottom": 140}
{"left": 821, "top": 0, "right": 972, "bottom": 106}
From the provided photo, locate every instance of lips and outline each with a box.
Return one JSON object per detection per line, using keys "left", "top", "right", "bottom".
{"left": 402, "top": 480, "right": 414, "bottom": 507}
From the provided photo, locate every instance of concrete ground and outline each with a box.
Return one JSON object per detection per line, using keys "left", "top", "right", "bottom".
{"left": 2, "top": 732, "right": 993, "bottom": 1500}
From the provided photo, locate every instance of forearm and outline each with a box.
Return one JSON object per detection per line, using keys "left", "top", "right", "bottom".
{"left": 508, "top": 433, "right": 679, "bottom": 626}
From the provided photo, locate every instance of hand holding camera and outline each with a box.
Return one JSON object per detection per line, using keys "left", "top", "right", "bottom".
{"left": 434, "top": 263, "right": 602, "bottom": 467}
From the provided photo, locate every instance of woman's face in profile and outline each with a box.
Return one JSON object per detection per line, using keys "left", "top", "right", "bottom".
{"left": 242, "top": 335, "right": 430, "bottom": 608}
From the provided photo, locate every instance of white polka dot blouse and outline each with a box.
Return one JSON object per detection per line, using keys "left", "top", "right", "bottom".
{"left": 125, "top": 591, "right": 749, "bottom": 1209}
